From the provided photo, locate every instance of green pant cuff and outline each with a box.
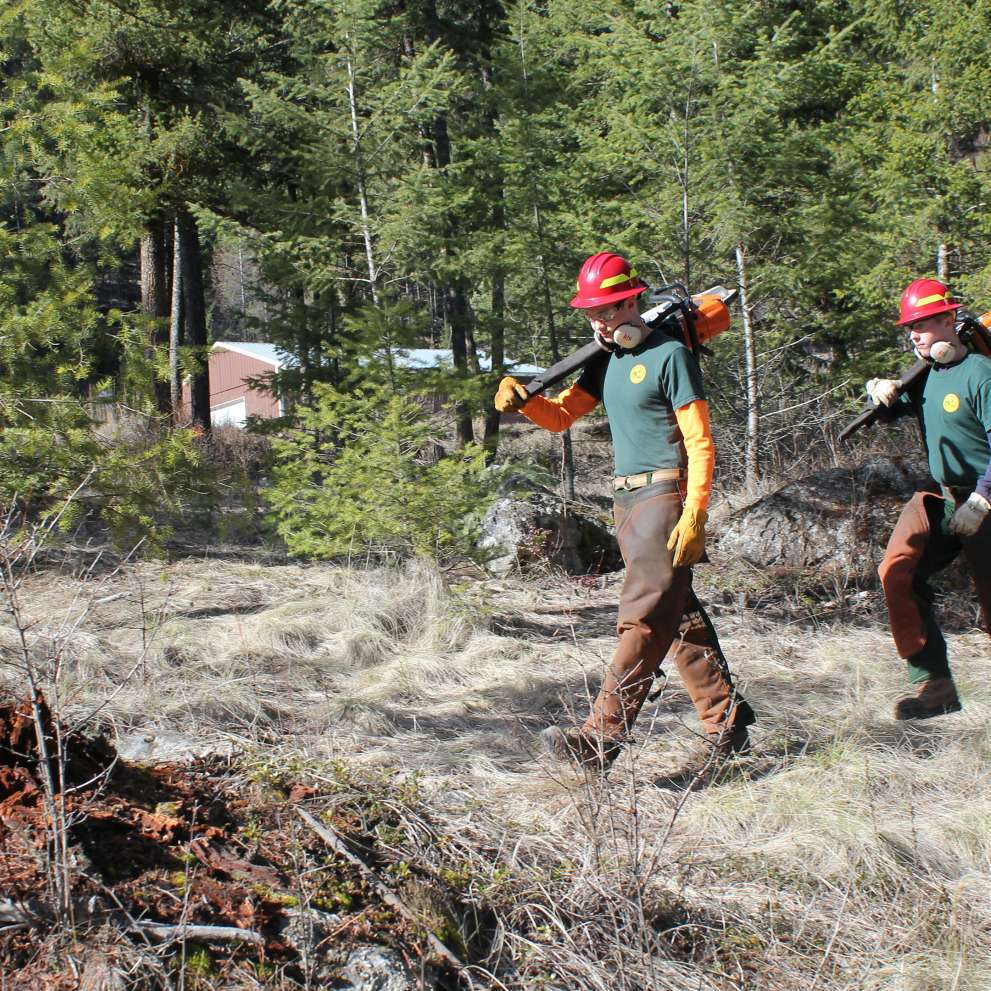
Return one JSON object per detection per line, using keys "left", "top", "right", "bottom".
{"left": 907, "top": 663, "right": 939, "bottom": 684}
{"left": 905, "top": 626, "right": 949, "bottom": 684}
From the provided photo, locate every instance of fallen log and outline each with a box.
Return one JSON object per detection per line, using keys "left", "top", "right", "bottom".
{"left": 0, "top": 897, "right": 264, "bottom": 949}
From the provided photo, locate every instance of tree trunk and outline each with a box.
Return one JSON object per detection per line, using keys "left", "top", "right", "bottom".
{"left": 140, "top": 217, "right": 170, "bottom": 415}
{"left": 169, "top": 219, "right": 184, "bottom": 424}
{"left": 736, "top": 243, "right": 759, "bottom": 485}
{"left": 423, "top": 107, "right": 474, "bottom": 447}
{"left": 481, "top": 61, "right": 504, "bottom": 462}
{"left": 345, "top": 47, "right": 381, "bottom": 308}
{"left": 344, "top": 44, "right": 395, "bottom": 392}
{"left": 680, "top": 89, "right": 692, "bottom": 287}
{"left": 446, "top": 282, "right": 475, "bottom": 446}
{"left": 406, "top": 6, "right": 479, "bottom": 448}
{"left": 516, "top": 27, "right": 575, "bottom": 498}
{"left": 937, "top": 242, "right": 949, "bottom": 281}
{"left": 178, "top": 209, "right": 211, "bottom": 433}
{"left": 482, "top": 265, "right": 505, "bottom": 462}
{"left": 931, "top": 66, "right": 950, "bottom": 285}
{"left": 534, "top": 205, "right": 576, "bottom": 501}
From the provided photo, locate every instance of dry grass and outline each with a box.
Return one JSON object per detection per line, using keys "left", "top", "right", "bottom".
{"left": 2, "top": 553, "right": 989, "bottom": 989}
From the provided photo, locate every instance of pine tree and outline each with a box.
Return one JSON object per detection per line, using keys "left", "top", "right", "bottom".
{"left": 9, "top": 0, "right": 285, "bottom": 426}
{"left": 849, "top": 0, "right": 991, "bottom": 306}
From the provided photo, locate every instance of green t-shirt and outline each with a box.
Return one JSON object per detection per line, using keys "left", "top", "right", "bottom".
{"left": 577, "top": 330, "right": 705, "bottom": 475}
{"left": 919, "top": 352, "right": 991, "bottom": 486}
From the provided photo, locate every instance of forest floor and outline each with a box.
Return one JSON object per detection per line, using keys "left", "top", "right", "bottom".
{"left": 1, "top": 541, "right": 990, "bottom": 990}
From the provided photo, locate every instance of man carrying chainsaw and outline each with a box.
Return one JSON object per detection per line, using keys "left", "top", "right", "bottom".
{"left": 865, "top": 278, "right": 991, "bottom": 720}
{"left": 494, "top": 251, "right": 755, "bottom": 778}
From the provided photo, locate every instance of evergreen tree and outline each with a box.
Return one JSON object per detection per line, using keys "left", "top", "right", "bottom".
{"left": 850, "top": 0, "right": 991, "bottom": 307}
{"left": 5, "top": 0, "right": 991, "bottom": 508}
{"left": 9, "top": 0, "right": 284, "bottom": 425}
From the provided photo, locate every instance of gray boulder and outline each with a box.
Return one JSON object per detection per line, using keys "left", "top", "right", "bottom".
{"left": 115, "top": 728, "right": 235, "bottom": 763}
{"left": 717, "top": 457, "right": 921, "bottom": 571}
{"left": 280, "top": 907, "right": 343, "bottom": 981}
{"left": 339, "top": 945, "right": 421, "bottom": 991}
{"left": 478, "top": 478, "right": 619, "bottom": 575}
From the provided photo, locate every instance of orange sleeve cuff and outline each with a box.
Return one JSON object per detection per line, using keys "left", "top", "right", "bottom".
{"left": 520, "top": 382, "right": 598, "bottom": 432}
{"left": 674, "top": 399, "right": 714, "bottom": 511}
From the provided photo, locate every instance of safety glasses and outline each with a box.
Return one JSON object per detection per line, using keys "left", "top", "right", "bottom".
{"left": 584, "top": 302, "right": 624, "bottom": 322}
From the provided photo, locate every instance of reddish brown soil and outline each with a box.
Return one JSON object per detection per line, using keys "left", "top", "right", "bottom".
{"left": 0, "top": 696, "right": 408, "bottom": 985}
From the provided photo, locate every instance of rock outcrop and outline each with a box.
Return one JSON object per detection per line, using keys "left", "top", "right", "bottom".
{"left": 717, "top": 457, "right": 922, "bottom": 571}
{"left": 478, "top": 477, "right": 620, "bottom": 575}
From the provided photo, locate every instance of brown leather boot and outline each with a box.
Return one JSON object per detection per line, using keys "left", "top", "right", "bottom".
{"left": 539, "top": 726, "right": 623, "bottom": 772}
{"left": 893, "top": 678, "right": 961, "bottom": 721}
{"left": 654, "top": 726, "right": 751, "bottom": 791}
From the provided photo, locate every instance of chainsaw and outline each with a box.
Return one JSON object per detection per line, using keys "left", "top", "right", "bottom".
{"left": 521, "top": 283, "right": 739, "bottom": 398}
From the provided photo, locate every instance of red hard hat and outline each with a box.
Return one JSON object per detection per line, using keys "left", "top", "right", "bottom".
{"left": 570, "top": 252, "right": 647, "bottom": 309}
{"left": 896, "top": 278, "right": 961, "bottom": 326}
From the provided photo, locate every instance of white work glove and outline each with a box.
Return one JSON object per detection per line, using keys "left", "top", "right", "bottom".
{"left": 948, "top": 491, "right": 991, "bottom": 538}
{"left": 866, "top": 378, "right": 900, "bottom": 407}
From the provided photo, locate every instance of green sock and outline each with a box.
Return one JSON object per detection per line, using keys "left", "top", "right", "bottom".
{"left": 905, "top": 631, "right": 950, "bottom": 684}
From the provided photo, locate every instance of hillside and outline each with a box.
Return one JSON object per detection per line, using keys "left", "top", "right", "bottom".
{"left": 2, "top": 548, "right": 989, "bottom": 990}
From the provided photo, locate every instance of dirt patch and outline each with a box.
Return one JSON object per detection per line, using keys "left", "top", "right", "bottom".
{"left": 0, "top": 696, "right": 466, "bottom": 987}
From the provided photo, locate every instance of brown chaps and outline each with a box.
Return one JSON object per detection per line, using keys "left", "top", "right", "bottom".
{"left": 879, "top": 490, "right": 991, "bottom": 680}
{"left": 582, "top": 483, "right": 754, "bottom": 741}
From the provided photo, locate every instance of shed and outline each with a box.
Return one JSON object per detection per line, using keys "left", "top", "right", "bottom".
{"left": 384, "top": 348, "right": 543, "bottom": 377}
{"left": 182, "top": 342, "right": 287, "bottom": 428}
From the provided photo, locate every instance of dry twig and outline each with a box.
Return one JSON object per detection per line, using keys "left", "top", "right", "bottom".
{"left": 294, "top": 805, "right": 466, "bottom": 974}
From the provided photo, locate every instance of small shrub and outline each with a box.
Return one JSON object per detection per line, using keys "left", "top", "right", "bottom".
{"left": 0, "top": 414, "right": 205, "bottom": 551}
{"left": 263, "top": 385, "right": 497, "bottom": 563}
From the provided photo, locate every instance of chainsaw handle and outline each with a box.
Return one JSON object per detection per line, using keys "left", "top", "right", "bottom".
{"left": 522, "top": 284, "right": 740, "bottom": 399}
{"left": 522, "top": 338, "right": 611, "bottom": 398}
{"left": 839, "top": 358, "right": 929, "bottom": 442}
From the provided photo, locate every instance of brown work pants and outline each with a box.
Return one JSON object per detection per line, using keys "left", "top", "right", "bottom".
{"left": 582, "top": 482, "right": 754, "bottom": 741}
{"left": 879, "top": 490, "right": 991, "bottom": 682}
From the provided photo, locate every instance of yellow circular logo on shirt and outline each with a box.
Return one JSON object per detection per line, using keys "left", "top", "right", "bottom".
{"left": 630, "top": 364, "right": 647, "bottom": 384}
{"left": 943, "top": 393, "right": 960, "bottom": 413}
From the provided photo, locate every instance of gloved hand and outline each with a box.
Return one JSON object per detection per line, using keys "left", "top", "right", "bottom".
{"left": 494, "top": 376, "right": 530, "bottom": 413}
{"left": 666, "top": 506, "right": 707, "bottom": 567}
{"left": 866, "top": 378, "right": 900, "bottom": 407}
{"left": 948, "top": 491, "right": 991, "bottom": 538}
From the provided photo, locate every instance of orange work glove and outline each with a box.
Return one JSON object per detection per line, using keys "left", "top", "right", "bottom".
{"left": 666, "top": 506, "right": 707, "bottom": 567}
{"left": 494, "top": 376, "right": 530, "bottom": 413}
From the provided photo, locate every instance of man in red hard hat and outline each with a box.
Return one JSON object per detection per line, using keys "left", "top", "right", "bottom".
{"left": 866, "top": 278, "right": 991, "bottom": 719}
{"left": 494, "top": 251, "right": 755, "bottom": 781}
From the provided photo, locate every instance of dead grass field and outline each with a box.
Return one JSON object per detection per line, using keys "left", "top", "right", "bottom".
{"left": 2, "top": 549, "right": 989, "bottom": 990}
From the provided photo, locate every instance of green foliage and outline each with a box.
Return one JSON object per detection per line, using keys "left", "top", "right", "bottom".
{"left": 0, "top": 221, "right": 98, "bottom": 398}
{"left": 0, "top": 207, "right": 205, "bottom": 549}
{"left": 0, "top": 419, "right": 205, "bottom": 548}
{"left": 4, "top": 0, "right": 991, "bottom": 491}
{"left": 263, "top": 386, "right": 495, "bottom": 562}
{"left": 181, "top": 947, "right": 215, "bottom": 986}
